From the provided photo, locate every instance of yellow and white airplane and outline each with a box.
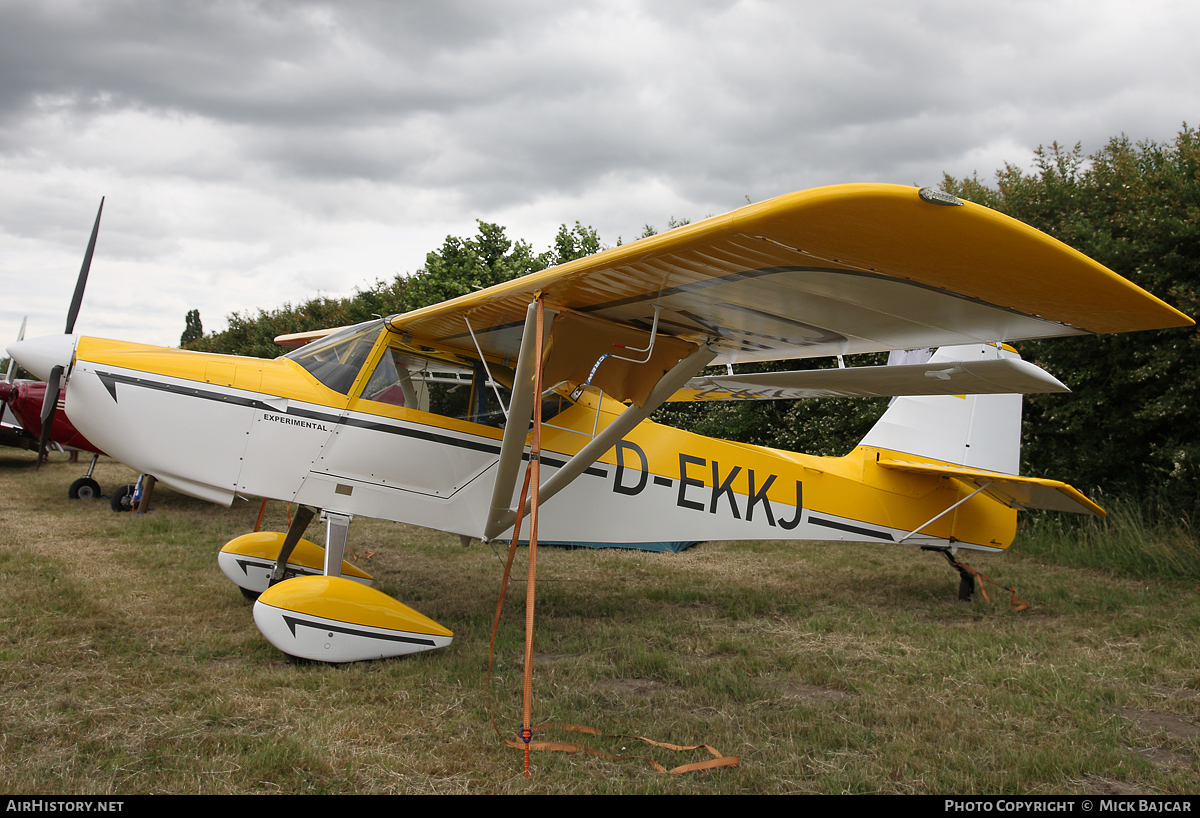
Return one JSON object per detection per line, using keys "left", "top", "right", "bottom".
{"left": 9, "top": 184, "right": 1192, "bottom": 663}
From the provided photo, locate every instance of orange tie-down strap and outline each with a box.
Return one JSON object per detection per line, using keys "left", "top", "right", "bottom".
{"left": 953, "top": 560, "right": 1030, "bottom": 612}
{"left": 503, "top": 723, "right": 739, "bottom": 774}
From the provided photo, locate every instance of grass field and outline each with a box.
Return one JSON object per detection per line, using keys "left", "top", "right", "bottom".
{"left": 2, "top": 448, "right": 1198, "bottom": 794}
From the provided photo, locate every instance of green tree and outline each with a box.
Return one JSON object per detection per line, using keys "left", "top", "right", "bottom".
{"left": 190, "top": 220, "right": 602, "bottom": 357}
{"left": 546, "top": 222, "right": 601, "bottom": 266}
{"left": 405, "top": 221, "right": 548, "bottom": 310}
{"left": 180, "top": 309, "right": 203, "bottom": 346}
{"left": 185, "top": 277, "right": 409, "bottom": 358}
{"left": 942, "top": 126, "right": 1200, "bottom": 515}
{"left": 653, "top": 355, "right": 888, "bottom": 458}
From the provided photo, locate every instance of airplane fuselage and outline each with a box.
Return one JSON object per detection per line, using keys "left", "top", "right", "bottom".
{"left": 62, "top": 328, "right": 1014, "bottom": 552}
{"left": 7, "top": 183, "right": 1187, "bottom": 663}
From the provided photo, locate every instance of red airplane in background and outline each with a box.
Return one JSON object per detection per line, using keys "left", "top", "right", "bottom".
{"left": 0, "top": 375, "right": 109, "bottom": 499}
{"left": 1, "top": 201, "right": 138, "bottom": 510}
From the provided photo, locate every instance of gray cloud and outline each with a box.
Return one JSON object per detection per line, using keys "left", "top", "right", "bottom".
{"left": 1, "top": 0, "right": 1197, "bottom": 344}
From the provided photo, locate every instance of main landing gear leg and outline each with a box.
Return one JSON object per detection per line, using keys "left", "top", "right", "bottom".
{"left": 320, "top": 511, "right": 352, "bottom": 578}
{"left": 267, "top": 505, "right": 317, "bottom": 588}
{"left": 218, "top": 504, "right": 374, "bottom": 598}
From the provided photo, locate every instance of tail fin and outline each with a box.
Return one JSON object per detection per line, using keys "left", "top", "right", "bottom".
{"left": 858, "top": 344, "right": 1026, "bottom": 474}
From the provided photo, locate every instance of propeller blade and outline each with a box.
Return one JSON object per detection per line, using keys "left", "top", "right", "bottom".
{"left": 36, "top": 364, "right": 63, "bottom": 469}
{"left": 65, "top": 197, "right": 104, "bottom": 335}
{"left": 5, "top": 316, "right": 26, "bottom": 384}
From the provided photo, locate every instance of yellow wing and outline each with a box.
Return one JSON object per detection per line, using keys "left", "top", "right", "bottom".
{"left": 379, "top": 184, "right": 1190, "bottom": 407}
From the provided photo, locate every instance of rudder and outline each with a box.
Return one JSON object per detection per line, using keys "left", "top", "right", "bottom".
{"left": 858, "top": 344, "right": 1024, "bottom": 474}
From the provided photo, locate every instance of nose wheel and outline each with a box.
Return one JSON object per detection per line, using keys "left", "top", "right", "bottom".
{"left": 111, "top": 484, "right": 136, "bottom": 512}
{"left": 109, "top": 475, "right": 156, "bottom": 513}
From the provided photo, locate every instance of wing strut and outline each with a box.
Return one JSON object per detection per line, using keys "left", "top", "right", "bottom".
{"left": 483, "top": 325, "right": 716, "bottom": 542}
{"left": 483, "top": 301, "right": 556, "bottom": 542}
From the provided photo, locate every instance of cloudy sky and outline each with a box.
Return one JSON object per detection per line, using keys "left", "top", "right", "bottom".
{"left": 2, "top": 0, "right": 1197, "bottom": 347}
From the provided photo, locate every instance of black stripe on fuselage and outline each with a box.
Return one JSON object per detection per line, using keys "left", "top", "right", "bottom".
{"left": 91, "top": 368, "right": 607, "bottom": 477}
{"left": 807, "top": 516, "right": 896, "bottom": 542}
{"left": 96, "top": 370, "right": 274, "bottom": 410}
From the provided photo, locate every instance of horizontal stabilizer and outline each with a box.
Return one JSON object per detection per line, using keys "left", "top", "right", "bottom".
{"left": 671, "top": 357, "right": 1069, "bottom": 401}
{"left": 877, "top": 459, "right": 1105, "bottom": 517}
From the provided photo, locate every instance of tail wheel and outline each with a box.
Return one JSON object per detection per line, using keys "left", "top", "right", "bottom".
{"left": 68, "top": 477, "right": 101, "bottom": 500}
{"left": 110, "top": 484, "right": 136, "bottom": 512}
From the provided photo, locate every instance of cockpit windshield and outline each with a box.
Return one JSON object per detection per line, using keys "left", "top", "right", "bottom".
{"left": 286, "top": 321, "right": 576, "bottom": 427}
{"left": 284, "top": 321, "right": 383, "bottom": 395}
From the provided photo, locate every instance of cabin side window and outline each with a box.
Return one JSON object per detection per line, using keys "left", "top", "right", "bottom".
{"left": 359, "top": 346, "right": 512, "bottom": 426}
{"left": 361, "top": 347, "right": 421, "bottom": 408}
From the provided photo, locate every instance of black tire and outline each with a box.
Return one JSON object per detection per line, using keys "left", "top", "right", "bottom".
{"left": 240, "top": 587, "right": 261, "bottom": 602}
{"left": 68, "top": 477, "right": 101, "bottom": 500}
{"left": 110, "top": 484, "right": 136, "bottom": 513}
